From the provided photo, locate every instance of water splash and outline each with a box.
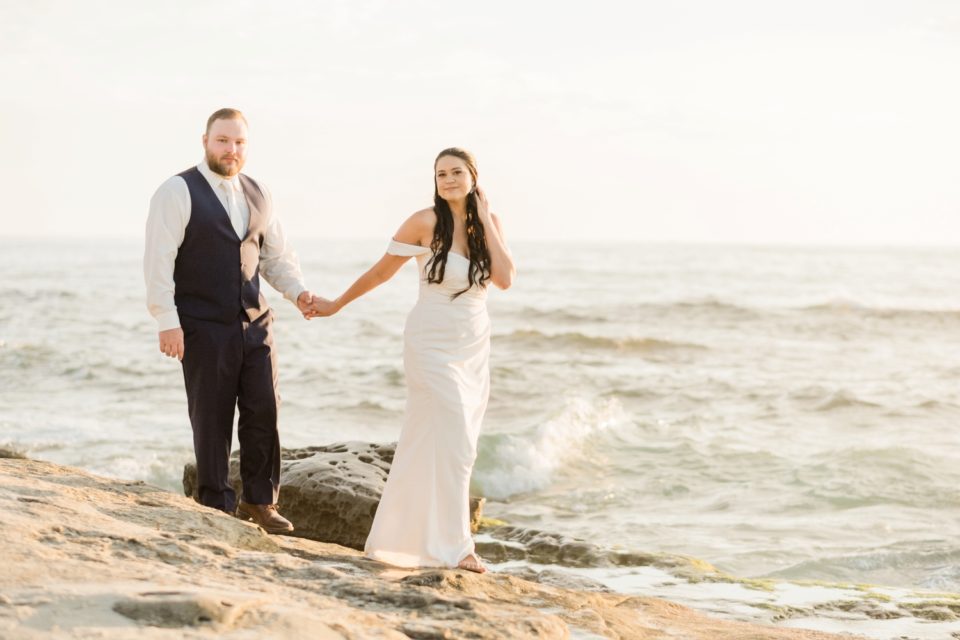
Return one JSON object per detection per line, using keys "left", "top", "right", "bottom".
{"left": 473, "top": 397, "right": 627, "bottom": 499}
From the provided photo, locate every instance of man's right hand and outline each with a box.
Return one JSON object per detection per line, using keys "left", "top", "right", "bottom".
{"left": 159, "top": 327, "right": 184, "bottom": 361}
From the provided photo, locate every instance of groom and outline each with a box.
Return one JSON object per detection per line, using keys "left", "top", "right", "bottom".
{"left": 144, "top": 108, "right": 315, "bottom": 534}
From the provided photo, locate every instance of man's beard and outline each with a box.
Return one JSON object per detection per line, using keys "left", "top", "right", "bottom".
{"left": 205, "top": 149, "right": 244, "bottom": 177}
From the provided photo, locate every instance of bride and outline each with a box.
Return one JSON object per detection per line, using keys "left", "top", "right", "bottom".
{"left": 308, "top": 148, "right": 515, "bottom": 573}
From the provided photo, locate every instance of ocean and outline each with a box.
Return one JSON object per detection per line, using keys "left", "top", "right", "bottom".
{"left": 4, "top": 238, "right": 960, "bottom": 632}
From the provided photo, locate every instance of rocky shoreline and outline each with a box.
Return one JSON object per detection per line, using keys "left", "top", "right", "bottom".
{"left": 0, "top": 450, "right": 857, "bottom": 639}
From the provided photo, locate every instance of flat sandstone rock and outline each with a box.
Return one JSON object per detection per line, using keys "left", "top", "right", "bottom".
{"left": 1, "top": 458, "right": 851, "bottom": 639}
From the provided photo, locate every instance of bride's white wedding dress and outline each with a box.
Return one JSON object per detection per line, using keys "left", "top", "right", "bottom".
{"left": 364, "top": 240, "right": 490, "bottom": 568}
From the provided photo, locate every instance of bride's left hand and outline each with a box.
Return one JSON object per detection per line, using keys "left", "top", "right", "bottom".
{"left": 475, "top": 186, "right": 493, "bottom": 223}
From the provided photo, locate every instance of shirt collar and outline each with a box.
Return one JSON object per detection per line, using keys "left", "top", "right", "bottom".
{"left": 197, "top": 159, "right": 242, "bottom": 192}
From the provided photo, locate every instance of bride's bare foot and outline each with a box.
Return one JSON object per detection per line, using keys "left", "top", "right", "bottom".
{"left": 457, "top": 553, "right": 487, "bottom": 574}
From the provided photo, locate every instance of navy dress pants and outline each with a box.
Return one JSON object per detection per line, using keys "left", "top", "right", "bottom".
{"left": 180, "top": 310, "right": 281, "bottom": 513}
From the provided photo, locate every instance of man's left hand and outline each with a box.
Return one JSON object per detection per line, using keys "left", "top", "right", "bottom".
{"left": 297, "top": 291, "right": 316, "bottom": 319}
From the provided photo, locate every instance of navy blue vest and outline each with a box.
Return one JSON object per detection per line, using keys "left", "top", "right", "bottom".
{"left": 174, "top": 166, "right": 270, "bottom": 324}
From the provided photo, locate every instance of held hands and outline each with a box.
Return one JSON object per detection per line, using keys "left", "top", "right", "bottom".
{"left": 297, "top": 290, "right": 340, "bottom": 319}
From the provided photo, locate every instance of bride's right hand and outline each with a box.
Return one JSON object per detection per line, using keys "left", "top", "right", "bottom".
{"left": 307, "top": 296, "right": 340, "bottom": 318}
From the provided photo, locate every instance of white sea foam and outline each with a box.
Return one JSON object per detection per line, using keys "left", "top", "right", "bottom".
{"left": 473, "top": 398, "right": 627, "bottom": 499}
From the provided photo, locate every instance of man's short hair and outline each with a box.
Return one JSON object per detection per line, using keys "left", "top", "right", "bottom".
{"left": 206, "top": 108, "right": 248, "bottom": 134}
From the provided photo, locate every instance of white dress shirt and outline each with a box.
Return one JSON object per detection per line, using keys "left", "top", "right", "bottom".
{"left": 144, "top": 161, "right": 307, "bottom": 331}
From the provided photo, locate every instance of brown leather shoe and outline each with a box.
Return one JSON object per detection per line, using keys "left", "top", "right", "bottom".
{"left": 236, "top": 502, "right": 294, "bottom": 534}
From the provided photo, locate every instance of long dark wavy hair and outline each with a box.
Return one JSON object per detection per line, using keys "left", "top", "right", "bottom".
{"left": 425, "top": 147, "right": 491, "bottom": 298}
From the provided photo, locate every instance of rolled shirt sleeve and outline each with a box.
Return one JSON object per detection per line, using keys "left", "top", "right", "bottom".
{"left": 256, "top": 183, "right": 307, "bottom": 305}
{"left": 144, "top": 176, "right": 189, "bottom": 331}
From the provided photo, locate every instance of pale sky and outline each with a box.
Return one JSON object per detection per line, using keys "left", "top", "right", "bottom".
{"left": 1, "top": 0, "right": 959, "bottom": 244}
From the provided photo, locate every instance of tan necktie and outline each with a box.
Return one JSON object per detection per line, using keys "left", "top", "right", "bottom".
{"left": 221, "top": 180, "right": 244, "bottom": 239}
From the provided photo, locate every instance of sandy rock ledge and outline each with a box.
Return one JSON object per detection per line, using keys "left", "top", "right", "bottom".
{"left": 0, "top": 457, "right": 853, "bottom": 639}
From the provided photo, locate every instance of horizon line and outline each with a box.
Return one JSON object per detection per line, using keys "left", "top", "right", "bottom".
{"left": 5, "top": 233, "right": 960, "bottom": 251}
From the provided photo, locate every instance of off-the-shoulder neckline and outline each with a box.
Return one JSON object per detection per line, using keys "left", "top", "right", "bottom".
{"left": 390, "top": 240, "right": 468, "bottom": 261}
